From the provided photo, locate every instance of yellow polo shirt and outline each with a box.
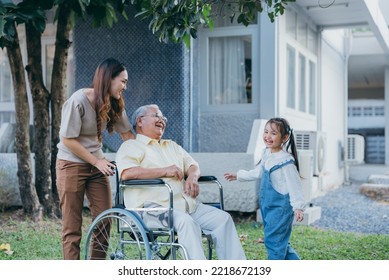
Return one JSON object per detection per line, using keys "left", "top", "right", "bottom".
{"left": 116, "top": 134, "right": 198, "bottom": 213}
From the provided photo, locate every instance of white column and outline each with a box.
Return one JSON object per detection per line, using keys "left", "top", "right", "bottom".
{"left": 259, "top": 14, "right": 277, "bottom": 118}
{"left": 385, "top": 67, "right": 389, "bottom": 165}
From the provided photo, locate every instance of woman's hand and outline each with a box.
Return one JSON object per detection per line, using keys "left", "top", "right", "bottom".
{"left": 94, "top": 158, "right": 116, "bottom": 176}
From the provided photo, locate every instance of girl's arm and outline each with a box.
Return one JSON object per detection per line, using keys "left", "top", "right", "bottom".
{"left": 224, "top": 164, "right": 262, "bottom": 182}
{"left": 237, "top": 165, "right": 262, "bottom": 181}
{"left": 283, "top": 164, "right": 306, "bottom": 211}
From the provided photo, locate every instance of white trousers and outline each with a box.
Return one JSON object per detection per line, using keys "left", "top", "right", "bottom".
{"left": 173, "top": 203, "right": 246, "bottom": 260}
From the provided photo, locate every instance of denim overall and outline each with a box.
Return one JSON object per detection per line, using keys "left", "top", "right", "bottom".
{"left": 259, "top": 160, "right": 300, "bottom": 260}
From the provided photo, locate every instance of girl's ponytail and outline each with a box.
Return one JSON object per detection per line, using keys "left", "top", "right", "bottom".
{"left": 286, "top": 130, "right": 299, "bottom": 172}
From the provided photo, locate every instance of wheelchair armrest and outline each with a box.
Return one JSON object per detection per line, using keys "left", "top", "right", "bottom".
{"left": 119, "top": 178, "right": 174, "bottom": 211}
{"left": 120, "top": 179, "right": 165, "bottom": 185}
{"left": 198, "top": 175, "right": 217, "bottom": 182}
{"left": 197, "top": 176, "right": 224, "bottom": 210}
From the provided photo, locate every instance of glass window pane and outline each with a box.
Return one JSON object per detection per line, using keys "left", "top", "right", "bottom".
{"left": 0, "top": 53, "right": 14, "bottom": 102}
{"left": 363, "top": 107, "right": 373, "bottom": 116}
{"left": 208, "top": 35, "right": 252, "bottom": 105}
{"left": 307, "top": 27, "right": 317, "bottom": 53}
{"left": 66, "top": 45, "right": 75, "bottom": 98}
{"left": 0, "top": 112, "right": 15, "bottom": 123}
{"left": 45, "top": 44, "right": 55, "bottom": 90}
{"left": 45, "top": 42, "right": 75, "bottom": 98}
{"left": 352, "top": 107, "right": 361, "bottom": 116}
{"left": 374, "top": 106, "right": 384, "bottom": 116}
{"left": 286, "top": 9, "right": 297, "bottom": 39}
{"left": 299, "top": 54, "right": 306, "bottom": 112}
{"left": 287, "top": 45, "right": 296, "bottom": 108}
{"left": 309, "top": 61, "right": 316, "bottom": 114}
{"left": 297, "top": 17, "right": 307, "bottom": 47}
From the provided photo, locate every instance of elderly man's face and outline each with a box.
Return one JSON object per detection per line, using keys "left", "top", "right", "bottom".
{"left": 137, "top": 107, "right": 167, "bottom": 140}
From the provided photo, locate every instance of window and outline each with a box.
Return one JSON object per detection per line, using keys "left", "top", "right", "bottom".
{"left": 0, "top": 56, "right": 13, "bottom": 103}
{"left": 286, "top": 44, "right": 316, "bottom": 114}
{"left": 208, "top": 35, "right": 251, "bottom": 105}
{"left": 0, "top": 111, "right": 15, "bottom": 123}
{"left": 42, "top": 39, "right": 74, "bottom": 97}
{"left": 200, "top": 20, "right": 258, "bottom": 111}
{"left": 0, "top": 51, "right": 15, "bottom": 124}
{"left": 363, "top": 107, "right": 373, "bottom": 116}
{"left": 285, "top": 8, "right": 317, "bottom": 115}
{"left": 309, "top": 61, "right": 316, "bottom": 114}
{"left": 287, "top": 46, "right": 296, "bottom": 108}
{"left": 45, "top": 44, "right": 55, "bottom": 91}
{"left": 0, "top": 36, "right": 74, "bottom": 130}
{"left": 287, "top": 8, "right": 317, "bottom": 52}
{"left": 286, "top": 9, "right": 297, "bottom": 40}
{"left": 374, "top": 106, "right": 384, "bottom": 116}
{"left": 298, "top": 54, "right": 306, "bottom": 112}
{"left": 351, "top": 107, "right": 362, "bottom": 117}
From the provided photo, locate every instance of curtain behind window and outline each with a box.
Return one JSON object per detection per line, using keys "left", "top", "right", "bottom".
{"left": 208, "top": 36, "right": 247, "bottom": 105}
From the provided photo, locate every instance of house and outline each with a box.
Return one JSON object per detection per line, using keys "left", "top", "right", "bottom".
{"left": 0, "top": 0, "right": 388, "bottom": 214}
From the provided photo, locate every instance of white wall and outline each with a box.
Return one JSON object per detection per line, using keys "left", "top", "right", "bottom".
{"left": 320, "top": 29, "right": 348, "bottom": 189}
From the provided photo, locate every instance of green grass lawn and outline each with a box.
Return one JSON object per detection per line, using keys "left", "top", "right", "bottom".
{"left": 1, "top": 209, "right": 388, "bottom": 260}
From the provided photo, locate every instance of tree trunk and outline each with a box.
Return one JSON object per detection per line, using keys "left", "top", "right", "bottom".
{"left": 50, "top": 3, "right": 73, "bottom": 217}
{"left": 25, "top": 23, "right": 55, "bottom": 217}
{"left": 6, "top": 23, "right": 42, "bottom": 222}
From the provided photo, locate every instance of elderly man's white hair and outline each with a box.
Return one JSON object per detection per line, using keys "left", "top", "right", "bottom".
{"left": 130, "top": 104, "right": 160, "bottom": 135}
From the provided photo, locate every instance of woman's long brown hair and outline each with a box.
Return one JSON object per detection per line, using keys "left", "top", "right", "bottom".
{"left": 92, "top": 58, "right": 126, "bottom": 142}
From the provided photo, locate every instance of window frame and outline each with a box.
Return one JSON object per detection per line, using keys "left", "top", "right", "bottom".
{"left": 199, "top": 25, "right": 259, "bottom": 113}
{"left": 285, "top": 42, "right": 317, "bottom": 115}
{"left": 0, "top": 50, "right": 16, "bottom": 124}
{"left": 284, "top": 6, "right": 318, "bottom": 117}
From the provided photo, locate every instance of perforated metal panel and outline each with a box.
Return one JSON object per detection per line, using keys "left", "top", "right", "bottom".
{"left": 73, "top": 6, "right": 190, "bottom": 152}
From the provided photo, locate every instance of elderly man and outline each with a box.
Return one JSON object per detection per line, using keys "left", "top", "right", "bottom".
{"left": 116, "top": 104, "right": 246, "bottom": 260}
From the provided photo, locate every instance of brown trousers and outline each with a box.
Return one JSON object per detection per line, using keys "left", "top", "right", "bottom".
{"left": 56, "top": 159, "right": 112, "bottom": 260}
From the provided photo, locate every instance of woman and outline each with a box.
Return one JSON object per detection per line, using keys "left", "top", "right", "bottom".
{"left": 56, "top": 58, "right": 134, "bottom": 259}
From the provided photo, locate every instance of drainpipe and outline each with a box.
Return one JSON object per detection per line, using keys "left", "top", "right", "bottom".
{"left": 385, "top": 66, "right": 389, "bottom": 165}
{"left": 317, "top": 28, "right": 323, "bottom": 132}
{"left": 317, "top": 28, "right": 323, "bottom": 191}
{"left": 344, "top": 30, "right": 352, "bottom": 185}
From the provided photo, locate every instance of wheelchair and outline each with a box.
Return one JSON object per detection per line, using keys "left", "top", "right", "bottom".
{"left": 84, "top": 168, "right": 224, "bottom": 260}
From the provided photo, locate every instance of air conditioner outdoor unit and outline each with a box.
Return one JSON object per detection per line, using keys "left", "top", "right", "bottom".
{"left": 347, "top": 134, "right": 365, "bottom": 164}
{"left": 294, "top": 130, "right": 326, "bottom": 176}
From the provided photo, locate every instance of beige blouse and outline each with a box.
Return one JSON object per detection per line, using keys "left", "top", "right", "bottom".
{"left": 57, "top": 88, "right": 131, "bottom": 163}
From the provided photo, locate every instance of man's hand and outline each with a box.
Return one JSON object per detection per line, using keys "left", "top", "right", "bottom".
{"left": 184, "top": 174, "right": 199, "bottom": 198}
{"left": 164, "top": 165, "right": 184, "bottom": 181}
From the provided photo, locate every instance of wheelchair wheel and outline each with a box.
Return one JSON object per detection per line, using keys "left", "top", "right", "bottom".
{"left": 150, "top": 236, "right": 188, "bottom": 260}
{"left": 84, "top": 208, "right": 152, "bottom": 260}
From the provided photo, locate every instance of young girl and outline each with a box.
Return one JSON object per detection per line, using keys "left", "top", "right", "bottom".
{"left": 224, "top": 117, "right": 305, "bottom": 260}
